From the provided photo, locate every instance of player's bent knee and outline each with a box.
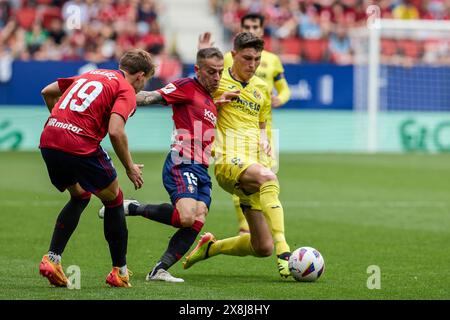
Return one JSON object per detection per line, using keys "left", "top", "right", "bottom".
{"left": 96, "top": 179, "right": 120, "bottom": 202}
{"left": 254, "top": 244, "right": 273, "bottom": 257}
{"left": 253, "top": 239, "right": 274, "bottom": 257}
{"left": 258, "top": 171, "right": 277, "bottom": 185}
{"left": 101, "top": 189, "right": 123, "bottom": 208}
{"left": 196, "top": 206, "right": 208, "bottom": 222}
{"left": 247, "top": 165, "right": 277, "bottom": 187}
{"left": 178, "top": 209, "right": 197, "bottom": 227}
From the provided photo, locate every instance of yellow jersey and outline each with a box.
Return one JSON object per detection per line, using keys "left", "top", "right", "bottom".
{"left": 223, "top": 50, "right": 289, "bottom": 139}
{"left": 213, "top": 68, "right": 271, "bottom": 163}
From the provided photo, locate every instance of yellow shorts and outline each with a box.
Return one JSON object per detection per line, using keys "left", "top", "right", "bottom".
{"left": 259, "top": 150, "right": 272, "bottom": 169}
{"left": 266, "top": 130, "right": 279, "bottom": 172}
{"left": 214, "top": 159, "right": 262, "bottom": 211}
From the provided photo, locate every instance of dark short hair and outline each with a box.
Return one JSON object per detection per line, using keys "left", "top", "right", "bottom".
{"left": 196, "top": 47, "right": 224, "bottom": 65}
{"left": 241, "top": 13, "right": 264, "bottom": 28}
{"left": 119, "top": 49, "right": 155, "bottom": 77}
{"left": 233, "top": 32, "right": 264, "bottom": 52}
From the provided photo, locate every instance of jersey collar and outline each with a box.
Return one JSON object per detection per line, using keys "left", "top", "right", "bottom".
{"left": 194, "top": 77, "right": 212, "bottom": 97}
{"left": 117, "top": 69, "right": 125, "bottom": 78}
{"left": 228, "top": 68, "right": 248, "bottom": 88}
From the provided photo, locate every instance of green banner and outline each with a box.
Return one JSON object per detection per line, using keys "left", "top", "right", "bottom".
{"left": 0, "top": 107, "right": 449, "bottom": 153}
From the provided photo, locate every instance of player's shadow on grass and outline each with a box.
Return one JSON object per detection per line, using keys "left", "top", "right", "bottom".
{"left": 181, "top": 273, "right": 314, "bottom": 285}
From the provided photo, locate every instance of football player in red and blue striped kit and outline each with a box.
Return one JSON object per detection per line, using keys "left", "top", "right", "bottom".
{"left": 39, "top": 49, "right": 155, "bottom": 288}
{"left": 99, "top": 47, "right": 239, "bottom": 282}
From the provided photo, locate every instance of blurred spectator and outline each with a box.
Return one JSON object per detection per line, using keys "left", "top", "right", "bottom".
{"left": 0, "top": 0, "right": 172, "bottom": 64}
{"left": 1, "top": 0, "right": 449, "bottom": 65}
{"left": 15, "top": 0, "right": 38, "bottom": 30}
{"left": 328, "top": 25, "right": 353, "bottom": 64}
{"left": 423, "top": 39, "right": 450, "bottom": 64}
{"left": 25, "top": 23, "right": 48, "bottom": 56}
{"left": 267, "top": 0, "right": 294, "bottom": 38}
{"left": 84, "top": 0, "right": 100, "bottom": 22}
{"left": 116, "top": 20, "right": 139, "bottom": 52}
{"left": 34, "top": 38, "right": 61, "bottom": 60}
{"left": 139, "top": 19, "right": 164, "bottom": 50}
{"left": 392, "top": 0, "right": 420, "bottom": 19}
{"left": 138, "top": 0, "right": 158, "bottom": 24}
{"left": 378, "top": 0, "right": 395, "bottom": 19}
{"left": 213, "top": 0, "right": 450, "bottom": 64}
{"left": 296, "top": 3, "right": 323, "bottom": 39}
{"left": 221, "top": 0, "right": 247, "bottom": 39}
{"left": 47, "top": 18, "right": 66, "bottom": 45}
{"left": 115, "top": 0, "right": 137, "bottom": 22}
{"left": 421, "top": 0, "right": 449, "bottom": 19}
{"left": 98, "top": 23, "right": 117, "bottom": 60}
{"left": 0, "top": 0, "right": 11, "bottom": 28}
{"left": 1, "top": 20, "right": 25, "bottom": 59}
{"left": 97, "top": 0, "right": 116, "bottom": 24}
{"left": 144, "top": 42, "right": 182, "bottom": 91}
{"left": 0, "top": 43, "right": 13, "bottom": 82}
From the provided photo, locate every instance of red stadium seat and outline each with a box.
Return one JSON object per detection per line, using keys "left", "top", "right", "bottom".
{"left": 278, "top": 37, "right": 302, "bottom": 62}
{"left": 302, "top": 38, "right": 328, "bottom": 62}
{"left": 41, "top": 7, "right": 62, "bottom": 30}
{"left": 15, "top": 7, "right": 37, "bottom": 30}
{"left": 381, "top": 39, "right": 397, "bottom": 56}
{"left": 279, "top": 37, "right": 302, "bottom": 56}
{"left": 398, "top": 40, "right": 423, "bottom": 59}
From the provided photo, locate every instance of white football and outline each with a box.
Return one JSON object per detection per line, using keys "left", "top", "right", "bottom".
{"left": 288, "top": 247, "right": 325, "bottom": 282}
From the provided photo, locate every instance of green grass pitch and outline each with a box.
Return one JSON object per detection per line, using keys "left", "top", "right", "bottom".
{"left": 0, "top": 152, "right": 449, "bottom": 300}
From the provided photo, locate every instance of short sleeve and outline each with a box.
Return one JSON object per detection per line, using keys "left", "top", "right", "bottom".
{"left": 111, "top": 83, "right": 136, "bottom": 123}
{"left": 57, "top": 76, "right": 77, "bottom": 93}
{"left": 273, "top": 56, "right": 285, "bottom": 82}
{"left": 157, "top": 79, "right": 192, "bottom": 105}
{"left": 223, "top": 52, "right": 233, "bottom": 70}
{"left": 259, "top": 87, "right": 271, "bottom": 123}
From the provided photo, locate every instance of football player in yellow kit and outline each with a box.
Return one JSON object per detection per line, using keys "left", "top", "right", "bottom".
{"left": 198, "top": 13, "right": 291, "bottom": 234}
{"left": 195, "top": 13, "right": 292, "bottom": 277}
{"left": 184, "top": 32, "right": 291, "bottom": 278}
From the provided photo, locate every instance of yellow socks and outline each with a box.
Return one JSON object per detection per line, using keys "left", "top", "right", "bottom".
{"left": 216, "top": 180, "right": 290, "bottom": 259}
{"left": 260, "top": 180, "right": 290, "bottom": 255}
{"left": 208, "top": 233, "right": 257, "bottom": 257}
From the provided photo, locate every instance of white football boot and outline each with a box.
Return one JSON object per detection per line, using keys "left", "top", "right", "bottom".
{"left": 146, "top": 269, "right": 185, "bottom": 283}
{"left": 98, "top": 199, "right": 140, "bottom": 219}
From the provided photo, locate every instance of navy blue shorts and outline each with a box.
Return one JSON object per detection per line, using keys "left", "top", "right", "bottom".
{"left": 40, "top": 147, "right": 117, "bottom": 193}
{"left": 162, "top": 151, "right": 212, "bottom": 209}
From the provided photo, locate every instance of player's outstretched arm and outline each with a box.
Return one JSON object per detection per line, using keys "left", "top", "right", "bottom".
{"left": 108, "top": 113, "right": 144, "bottom": 190}
{"left": 41, "top": 81, "right": 62, "bottom": 112}
{"left": 136, "top": 90, "right": 166, "bottom": 106}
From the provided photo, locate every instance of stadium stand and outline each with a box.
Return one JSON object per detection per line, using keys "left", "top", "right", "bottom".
{"left": 211, "top": 0, "right": 450, "bottom": 64}
{"left": 0, "top": 0, "right": 171, "bottom": 62}
{"left": 0, "top": 0, "right": 449, "bottom": 64}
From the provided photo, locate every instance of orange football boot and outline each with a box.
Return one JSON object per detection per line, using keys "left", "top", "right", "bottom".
{"left": 105, "top": 267, "right": 132, "bottom": 288}
{"left": 39, "top": 255, "right": 69, "bottom": 287}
